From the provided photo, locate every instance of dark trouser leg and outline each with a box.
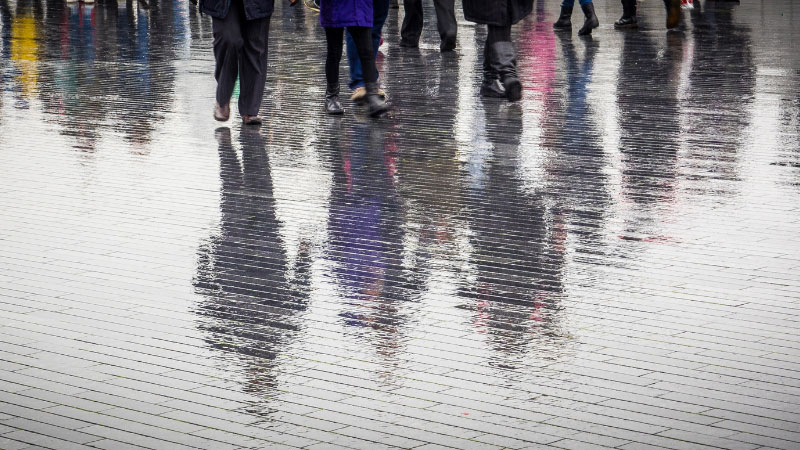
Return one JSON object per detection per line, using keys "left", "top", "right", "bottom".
{"left": 621, "top": 0, "right": 636, "bottom": 17}
{"left": 325, "top": 27, "right": 345, "bottom": 87}
{"left": 212, "top": 0, "right": 245, "bottom": 108}
{"left": 346, "top": 0, "right": 390, "bottom": 89}
{"left": 433, "top": 0, "right": 457, "bottom": 50}
{"left": 487, "top": 24, "right": 512, "bottom": 44}
{"left": 238, "top": 15, "right": 270, "bottom": 116}
{"left": 348, "top": 26, "right": 377, "bottom": 84}
{"left": 487, "top": 25, "right": 521, "bottom": 101}
{"left": 400, "top": 0, "right": 423, "bottom": 45}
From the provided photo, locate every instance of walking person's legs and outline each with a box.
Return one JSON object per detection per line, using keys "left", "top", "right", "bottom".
{"left": 486, "top": 25, "right": 521, "bottom": 102}
{"left": 615, "top": 0, "right": 638, "bottom": 28}
{"left": 211, "top": 0, "right": 245, "bottom": 121}
{"left": 432, "top": 0, "right": 457, "bottom": 51}
{"left": 578, "top": 0, "right": 599, "bottom": 35}
{"left": 348, "top": 26, "right": 388, "bottom": 117}
{"left": 400, "top": 0, "right": 423, "bottom": 47}
{"left": 554, "top": 0, "right": 575, "bottom": 29}
{"left": 346, "top": 0, "right": 389, "bottom": 97}
{"left": 238, "top": 15, "right": 270, "bottom": 124}
{"left": 324, "top": 27, "right": 345, "bottom": 114}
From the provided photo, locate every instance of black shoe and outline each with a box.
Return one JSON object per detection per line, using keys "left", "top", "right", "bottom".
{"left": 553, "top": 5, "right": 572, "bottom": 29}
{"left": 365, "top": 82, "right": 389, "bottom": 117}
{"left": 614, "top": 15, "right": 638, "bottom": 28}
{"left": 578, "top": 3, "right": 599, "bottom": 35}
{"left": 399, "top": 38, "right": 418, "bottom": 48}
{"left": 325, "top": 84, "right": 344, "bottom": 115}
{"left": 480, "top": 79, "right": 506, "bottom": 98}
{"left": 480, "top": 42, "right": 505, "bottom": 98}
{"left": 440, "top": 35, "right": 457, "bottom": 52}
{"left": 491, "top": 41, "right": 522, "bottom": 102}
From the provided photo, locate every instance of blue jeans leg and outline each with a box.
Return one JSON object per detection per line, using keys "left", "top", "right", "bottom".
{"left": 346, "top": 0, "right": 390, "bottom": 90}
{"left": 562, "top": 0, "right": 592, "bottom": 6}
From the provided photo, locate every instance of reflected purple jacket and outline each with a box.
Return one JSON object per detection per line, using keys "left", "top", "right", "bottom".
{"left": 320, "top": 0, "right": 373, "bottom": 28}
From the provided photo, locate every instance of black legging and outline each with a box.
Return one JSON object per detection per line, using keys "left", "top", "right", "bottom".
{"left": 325, "top": 27, "right": 376, "bottom": 87}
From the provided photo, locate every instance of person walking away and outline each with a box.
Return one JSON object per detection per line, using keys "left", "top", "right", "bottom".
{"left": 464, "top": 0, "right": 533, "bottom": 102}
{"left": 552, "top": 0, "right": 599, "bottom": 36}
{"left": 615, "top": 0, "right": 681, "bottom": 29}
{"left": 202, "top": 0, "right": 273, "bottom": 125}
{"left": 346, "top": 0, "right": 390, "bottom": 103}
{"left": 321, "top": 0, "right": 389, "bottom": 116}
{"left": 400, "top": 0, "right": 457, "bottom": 52}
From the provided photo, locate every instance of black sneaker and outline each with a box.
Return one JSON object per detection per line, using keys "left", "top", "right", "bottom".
{"left": 614, "top": 15, "right": 638, "bottom": 29}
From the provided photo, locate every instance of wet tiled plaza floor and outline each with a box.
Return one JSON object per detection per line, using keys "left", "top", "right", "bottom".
{"left": 2, "top": 0, "right": 800, "bottom": 448}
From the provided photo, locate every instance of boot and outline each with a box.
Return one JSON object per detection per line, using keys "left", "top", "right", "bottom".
{"left": 578, "top": 3, "right": 599, "bottom": 35}
{"left": 480, "top": 43, "right": 505, "bottom": 98}
{"left": 665, "top": 0, "right": 681, "bottom": 28}
{"left": 553, "top": 5, "right": 572, "bottom": 29}
{"left": 491, "top": 41, "right": 522, "bottom": 102}
{"left": 614, "top": 15, "right": 638, "bottom": 28}
{"left": 365, "top": 82, "right": 389, "bottom": 117}
{"left": 325, "top": 84, "right": 344, "bottom": 115}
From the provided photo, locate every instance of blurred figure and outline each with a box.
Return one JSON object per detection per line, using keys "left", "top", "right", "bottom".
{"left": 320, "top": 0, "right": 389, "bottom": 116}
{"left": 201, "top": 0, "right": 274, "bottom": 125}
{"left": 615, "top": 0, "right": 681, "bottom": 29}
{"left": 399, "top": 0, "right": 457, "bottom": 52}
{"left": 345, "top": 0, "right": 389, "bottom": 103}
{"left": 466, "top": 0, "right": 533, "bottom": 102}
{"left": 194, "top": 127, "right": 312, "bottom": 398}
{"left": 552, "top": 0, "right": 599, "bottom": 36}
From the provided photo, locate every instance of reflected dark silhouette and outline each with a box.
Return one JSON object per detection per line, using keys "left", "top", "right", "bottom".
{"left": 617, "top": 24, "right": 681, "bottom": 227}
{"left": 459, "top": 102, "right": 568, "bottom": 370}
{"left": 324, "top": 122, "right": 417, "bottom": 383}
{"left": 391, "top": 46, "right": 464, "bottom": 294}
{"left": 550, "top": 34, "right": 610, "bottom": 259}
{"left": 680, "top": 2, "right": 754, "bottom": 196}
{"left": 194, "top": 128, "right": 311, "bottom": 402}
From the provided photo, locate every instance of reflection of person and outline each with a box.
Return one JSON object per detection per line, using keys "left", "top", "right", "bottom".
{"left": 399, "top": 0, "right": 457, "bottom": 52}
{"left": 465, "top": 0, "right": 532, "bottom": 102}
{"left": 683, "top": 1, "right": 753, "bottom": 194}
{"left": 325, "top": 122, "right": 413, "bottom": 380}
{"left": 552, "top": 34, "right": 609, "bottom": 252}
{"left": 617, "top": 27, "right": 681, "bottom": 216}
{"left": 194, "top": 128, "right": 311, "bottom": 396}
{"left": 320, "top": 0, "right": 388, "bottom": 116}
{"left": 202, "top": 0, "right": 273, "bottom": 125}
{"left": 552, "top": 0, "right": 599, "bottom": 36}
{"left": 460, "top": 103, "right": 566, "bottom": 368}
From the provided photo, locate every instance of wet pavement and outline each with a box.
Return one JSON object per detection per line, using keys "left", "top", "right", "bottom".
{"left": 1, "top": 0, "right": 800, "bottom": 448}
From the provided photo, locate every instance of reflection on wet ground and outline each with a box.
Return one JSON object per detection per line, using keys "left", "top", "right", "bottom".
{"left": 2, "top": 0, "right": 800, "bottom": 449}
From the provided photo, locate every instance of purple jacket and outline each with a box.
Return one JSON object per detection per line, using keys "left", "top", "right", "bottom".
{"left": 320, "top": 0, "right": 373, "bottom": 28}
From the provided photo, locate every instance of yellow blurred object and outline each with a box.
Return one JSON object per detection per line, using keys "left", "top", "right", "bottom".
{"left": 10, "top": 12, "right": 39, "bottom": 98}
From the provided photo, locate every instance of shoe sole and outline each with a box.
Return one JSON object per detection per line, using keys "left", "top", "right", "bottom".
{"left": 614, "top": 23, "right": 638, "bottom": 29}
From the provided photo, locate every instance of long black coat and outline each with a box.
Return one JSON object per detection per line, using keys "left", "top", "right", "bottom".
{"left": 462, "top": 0, "right": 533, "bottom": 26}
{"left": 201, "top": 0, "right": 274, "bottom": 20}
